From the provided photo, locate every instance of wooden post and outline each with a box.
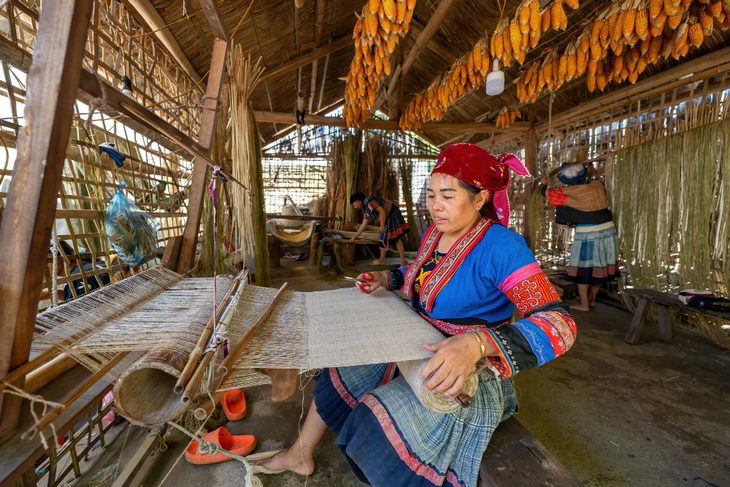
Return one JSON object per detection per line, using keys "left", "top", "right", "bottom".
{"left": 522, "top": 126, "right": 538, "bottom": 247}
{"left": 178, "top": 37, "right": 229, "bottom": 273}
{"left": 0, "top": 0, "right": 93, "bottom": 442}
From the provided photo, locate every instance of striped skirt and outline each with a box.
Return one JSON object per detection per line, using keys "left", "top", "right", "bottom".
{"left": 567, "top": 221, "right": 620, "bottom": 285}
{"left": 384, "top": 205, "right": 409, "bottom": 244}
{"left": 314, "top": 364, "right": 517, "bottom": 487}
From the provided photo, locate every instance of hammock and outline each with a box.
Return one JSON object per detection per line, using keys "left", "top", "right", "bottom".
{"left": 267, "top": 219, "right": 316, "bottom": 248}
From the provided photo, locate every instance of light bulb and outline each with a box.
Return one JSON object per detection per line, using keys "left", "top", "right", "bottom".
{"left": 486, "top": 59, "right": 504, "bottom": 96}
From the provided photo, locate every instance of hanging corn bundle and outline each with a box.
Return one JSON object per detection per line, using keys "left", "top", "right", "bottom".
{"left": 399, "top": 0, "right": 574, "bottom": 131}
{"left": 344, "top": 0, "right": 417, "bottom": 127}
{"left": 399, "top": 36, "right": 490, "bottom": 131}
{"left": 513, "top": 0, "right": 728, "bottom": 107}
{"left": 495, "top": 107, "right": 523, "bottom": 128}
{"left": 227, "top": 47, "right": 270, "bottom": 285}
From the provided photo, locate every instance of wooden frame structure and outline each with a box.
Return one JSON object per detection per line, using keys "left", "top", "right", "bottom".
{"left": 0, "top": 0, "right": 729, "bottom": 484}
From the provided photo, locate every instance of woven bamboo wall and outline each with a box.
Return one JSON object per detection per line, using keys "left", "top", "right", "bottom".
{"left": 0, "top": 2, "right": 196, "bottom": 310}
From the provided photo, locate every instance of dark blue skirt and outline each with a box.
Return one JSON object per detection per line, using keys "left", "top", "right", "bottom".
{"left": 314, "top": 364, "right": 517, "bottom": 487}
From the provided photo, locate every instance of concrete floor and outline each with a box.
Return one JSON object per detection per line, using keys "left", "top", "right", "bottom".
{"left": 87, "top": 257, "right": 729, "bottom": 487}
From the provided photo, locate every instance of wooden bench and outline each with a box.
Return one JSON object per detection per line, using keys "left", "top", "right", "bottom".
{"left": 623, "top": 288, "right": 730, "bottom": 344}
{"left": 480, "top": 417, "right": 582, "bottom": 486}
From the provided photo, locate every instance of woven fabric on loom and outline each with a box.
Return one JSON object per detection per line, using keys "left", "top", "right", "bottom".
{"left": 34, "top": 270, "right": 231, "bottom": 372}
{"left": 221, "top": 287, "right": 444, "bottom": 389}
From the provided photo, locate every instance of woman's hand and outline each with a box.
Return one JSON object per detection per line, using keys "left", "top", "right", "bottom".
{"left": 355, "top": 271, "right": 389, "bottom": 294}
{"left": 540, "top": 175, "right": 549, "bottom": 185}
{"left": 420, "top": 333, "right": 493, "bottom": 397}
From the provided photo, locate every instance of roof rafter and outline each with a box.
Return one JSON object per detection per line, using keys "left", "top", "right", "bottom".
{"left": 126, "top": 0, "right": 203, "bottom": 84}
{"left": 261, "top": 34, "right": 351, "bottom": 82}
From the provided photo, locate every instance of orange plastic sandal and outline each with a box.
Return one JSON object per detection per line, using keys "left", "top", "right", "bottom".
{"left": 184, "top": 426, "right": 256, "bottom": 465}
{"left": 221, "top": 389, "right": 248, "bottom": 421}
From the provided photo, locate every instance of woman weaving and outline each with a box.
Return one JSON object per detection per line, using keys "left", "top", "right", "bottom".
{"left": 349, "top": 192, "right": 409, "bottom": 266}
{"left": 260, "top": 144, "right": 576, "bottom": 486}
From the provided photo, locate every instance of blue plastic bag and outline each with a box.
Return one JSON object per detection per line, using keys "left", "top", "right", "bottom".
{"left": 105, "top": 185, "right": 158, "bottom": 266}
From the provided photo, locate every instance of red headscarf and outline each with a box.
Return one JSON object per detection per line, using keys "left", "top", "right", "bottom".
{"left": 432, "top": 143, "right": 530, "bottom": 226}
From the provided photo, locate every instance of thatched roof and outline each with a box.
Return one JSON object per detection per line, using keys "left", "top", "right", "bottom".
{"left": 149, "top": 0, "right": 730, "bottom": 146}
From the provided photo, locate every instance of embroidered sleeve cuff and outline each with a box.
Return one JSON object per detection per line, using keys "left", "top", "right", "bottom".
{"left": 388, "top": 269, "right": 405, "bottom": 292}
{"left": 482, "top": 329, "right": 516, "bottom": 379}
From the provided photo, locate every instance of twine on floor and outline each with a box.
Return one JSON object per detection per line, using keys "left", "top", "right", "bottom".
{"left": 165, "top": 420, "right": 264, "bottom": 487}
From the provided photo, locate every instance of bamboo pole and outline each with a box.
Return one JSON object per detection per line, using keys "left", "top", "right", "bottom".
{"left": 21, "top": 352, "right": 127, "bottom": 441}
{"left": 193, "top": 282, "right": 289, "bottom": 418}
{"left": 24, "top": 354, "right": 77, "bottom": 394}
{"left": 181, "top": 352, "right": 214, "bottom": 403}
{"left": 173, "top": 270, "right": 246, "bottom": 394}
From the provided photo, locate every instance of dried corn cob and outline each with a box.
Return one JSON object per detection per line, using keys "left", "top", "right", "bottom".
{"left": 382, "top": 0, "right": 396, "bottom": 22}
{"left": 519, "top": 2, "right": 531, "bottom": 27}
{"left": 612, "top": 10, "right": 625, "bottom": 41}
{"left": 510, "top": 19, "right": 522, "bottom": 54}
{"left": 649, "top": 0, "right": 663, "bottom": 20}
{"left": 542, "top": 7, "right": 552, "bottom": 31}
{"left": 699, "top": 7, "right": 714, "bottom": 33}
{"left": 688, "top": 20, "right": 704, "bottom": 46}
{"left": 668, "top": 12, "right": 683, "bottom": 28}
{"left": 664, "top": 0, "right": 681, "bottom": 17}
{"left": 650, "top": 11, "right": 667, "bottom": 35}
{"left": 567, "top": 50, "right": 578, "bottom": 79}
{"left": 613, "top": 54, "right": 624, "bottom": 76}
{"left": 576, "top": 49, "right": 588, "bottom": 75}
{"left": 369, "top": 0, "right": 380, "bottom": 15}
{"left": 648, "top": 34, "right": 663, "bottom": 62}
{"left": 623, "top": 6, "right": 637, "bottom": 40}
{"left": 529, "top": 0, "right": 541, "bottom": 30}
{"left": 587, "top": 72, "right": 597, "bottom": 91}
{"left": 635, "top": 8, "right": 649, "bottom": 40}
{"left": 502, "top": 21, "right": 514, "bottom": 65}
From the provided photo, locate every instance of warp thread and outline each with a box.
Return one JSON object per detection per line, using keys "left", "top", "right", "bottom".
{"left": 208, "top": 166, "right": 229, "bottom": 357}
{"left": 51, "top": 222, "right": 58, "bottom": 308}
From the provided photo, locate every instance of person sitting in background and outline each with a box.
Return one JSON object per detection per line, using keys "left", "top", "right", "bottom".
{"left": 541, "top": 162, "right": 620, "bottom": 312}
{"left": 349, "top": 193, "right": 409, "bottom": 266}
{"left": 50, "top": 240, "right": 111, "bottom": 301}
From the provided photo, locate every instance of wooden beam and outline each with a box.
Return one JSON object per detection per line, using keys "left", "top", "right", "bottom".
{"left": 178, "top": 38, "right": 228, "bottom": 273}
{"left": 254, "top": 110, "right": 530, "bottom": 133}
{"left": 111, "top": 427, "right": 164, "bottom": 487}
{"left": 0, "top": 0, "right": 93, "bottom": 441}
{"left": 402, "top": 0, "right": 458, "bottom": 76}
{"left": 475, "top": 130, "right": 525, "bottom": 149}
{"left": 521, "top": 127, "right": 538, "bottom": 245}
{"left": 127, "top": 0, "right": 203, "bottom": 84}
{"left": 260, "top": 35, "right": 351, "bottom": 82}
{"left": 0, "top": 35, "right": 201, "bottom": 156}
{"left": 536, "top": 46, "right": 730, "bottom": 131}
{"left": 371, "top": 11, "right": 457, "bottom": 114}
{"left": 197, "top": 0, "right": 228, "bottom": 40}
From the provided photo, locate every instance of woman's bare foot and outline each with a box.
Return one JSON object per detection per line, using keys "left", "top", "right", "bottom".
{"left": 371, "top": 259, "right": 386, "bottom": 265}
{"left": 570, "top": 304, "right": 590, "bottom": 312}
{"left": 258, "top": 447, "right": 315, "bottom": 476}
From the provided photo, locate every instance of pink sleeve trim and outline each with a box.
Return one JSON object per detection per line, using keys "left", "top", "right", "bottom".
{"left": 498, "top": 262, "right": 542, "bottom": 293}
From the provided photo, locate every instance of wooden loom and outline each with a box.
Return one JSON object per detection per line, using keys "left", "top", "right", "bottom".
{"left": 9, "top": 265, "right": 469, "bottom": 434}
